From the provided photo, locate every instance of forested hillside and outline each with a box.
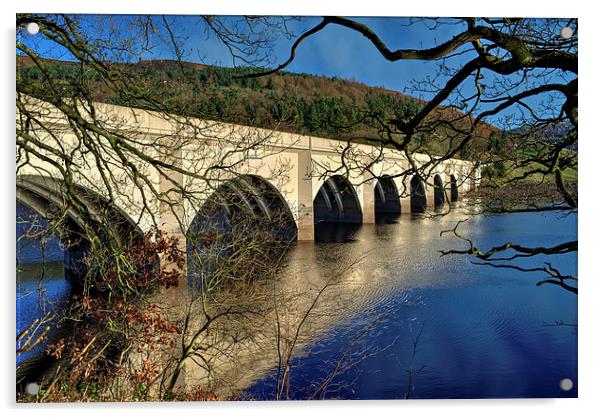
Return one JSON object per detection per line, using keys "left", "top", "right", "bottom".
{"left": 17, "top": 56, "right": 495, "bottom": 157}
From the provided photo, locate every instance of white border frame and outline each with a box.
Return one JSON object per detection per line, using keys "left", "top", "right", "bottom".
{"left": 3, "top": 1, "right": 597, "bottom": 415}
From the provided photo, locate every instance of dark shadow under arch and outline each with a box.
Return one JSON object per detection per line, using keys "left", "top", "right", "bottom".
{"left": 313, "top": 175, "right": 363, "bottom": 242}
{"left": 186, "top": 175, "right": 297, "bottom": 291}
{"left": 410, "top": 175, "right": 427, "bottom": 214}
{"left": 450, "top": 174, "right": 459, "bottom": 202}
{"left": 16, "top": 175, "right": 142, "bottom": 288}
{"left": 314, "top": 175, "right": 362, "bottom": 224}
{"left": 374, "top": 176, "right": 401, "bottom": 223}
{"left": 434, "top": 174, "right": 445, "bottom": 208}
{"left": 187, "top": 174, "right": 297, "bottom": 241}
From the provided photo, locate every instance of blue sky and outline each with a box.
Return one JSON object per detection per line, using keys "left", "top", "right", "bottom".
{"left": 157, "top": 16, "right": 469, "bottom": 100}
{"left": 19, "top": 15, "right": 471, "bottom": 98}
{"left": 18, "top": 15, "right": 575, "bottom": 127}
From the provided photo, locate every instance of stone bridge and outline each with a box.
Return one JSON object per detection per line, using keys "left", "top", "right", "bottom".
{"left": 17, "top": 99, "right": 480, "bottom": 286}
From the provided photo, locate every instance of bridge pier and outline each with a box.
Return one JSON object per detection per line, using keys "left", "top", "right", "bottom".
{"left": 296, "top": 150, "right": 315, "bottom": 241}
{"left": 158, "top": 143, "right": 189, "bottom": 299}
{"left": 400, "top": 175, "right": 412, "bottom": 214}
{"left": 362, "top": 172, "right": 376, "bottom": 224}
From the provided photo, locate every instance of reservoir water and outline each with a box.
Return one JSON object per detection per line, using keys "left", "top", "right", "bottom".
{"left": 16, "top": 204, "right": 577, "bottom": 399}
{"left": 247, "top": 209, "right": 577, "bottom": 399}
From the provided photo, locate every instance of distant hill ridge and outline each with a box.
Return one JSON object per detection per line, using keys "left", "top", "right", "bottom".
{"left": 17, "top": 55, "right": 495, "bottom": 156}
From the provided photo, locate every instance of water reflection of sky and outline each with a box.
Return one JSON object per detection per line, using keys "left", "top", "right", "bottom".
{"left": 247, "top": 210, "right": 577, "bottom": 399}
{"left": 16, "top": 203, "right": 68, "bottom": 364}
{"left": 16, "top": 204, "right": 578, "bottom": 399}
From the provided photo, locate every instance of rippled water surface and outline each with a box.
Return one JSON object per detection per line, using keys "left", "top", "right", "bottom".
{"left": 247, "top": 210, "right": 578, "bottom": 399}
{"left": 16, "top": 207, "right": 577, "bottom": 399}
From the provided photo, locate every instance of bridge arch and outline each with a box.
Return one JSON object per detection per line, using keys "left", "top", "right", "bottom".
{"left": 410, "top": 175, "right": 427, "bottom": 214}
{"left": 186, "top": 174, "right": 297, "bottom": 291}
{"left": 313, "top": 175, "right": 362, "bottom": 224}
{"left": 374, "top": 176, "right": 401, "bottom": 222}
{"left": 450, "top": 174, "right": 459, "bottom": 202}
{"left": 16, "top": 175, "right": 142, "bottom": 287}
{"left": 187, "top": 174, "right": 297, "bottom": 242}
{"left": 16, "top": 175, "right": 141, "bottom": 235}
{"left": 433, "top": 174, "right": 445, "bottom": 208}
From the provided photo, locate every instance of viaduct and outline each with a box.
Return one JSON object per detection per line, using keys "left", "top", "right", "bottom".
{"left": 17, "top": 99, "right": 481, "bottom": 287}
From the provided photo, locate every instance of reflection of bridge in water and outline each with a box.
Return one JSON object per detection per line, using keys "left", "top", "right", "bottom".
{"left": 17, "top": 98, "right": 480, "bottom": 289}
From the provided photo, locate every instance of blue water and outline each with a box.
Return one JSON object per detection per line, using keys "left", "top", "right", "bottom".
{"left": 16, "top": 203, "right": 70, "bottom": 364}
{"left": 246, "top": 210, "right": 578, "bottom": 399}
{"left": 15, "top": 204, "right": 578, "bottom": 399}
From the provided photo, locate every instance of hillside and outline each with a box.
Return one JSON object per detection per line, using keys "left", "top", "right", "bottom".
{"left": 16, "top": 56, "right": 495, "bottom": 157}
